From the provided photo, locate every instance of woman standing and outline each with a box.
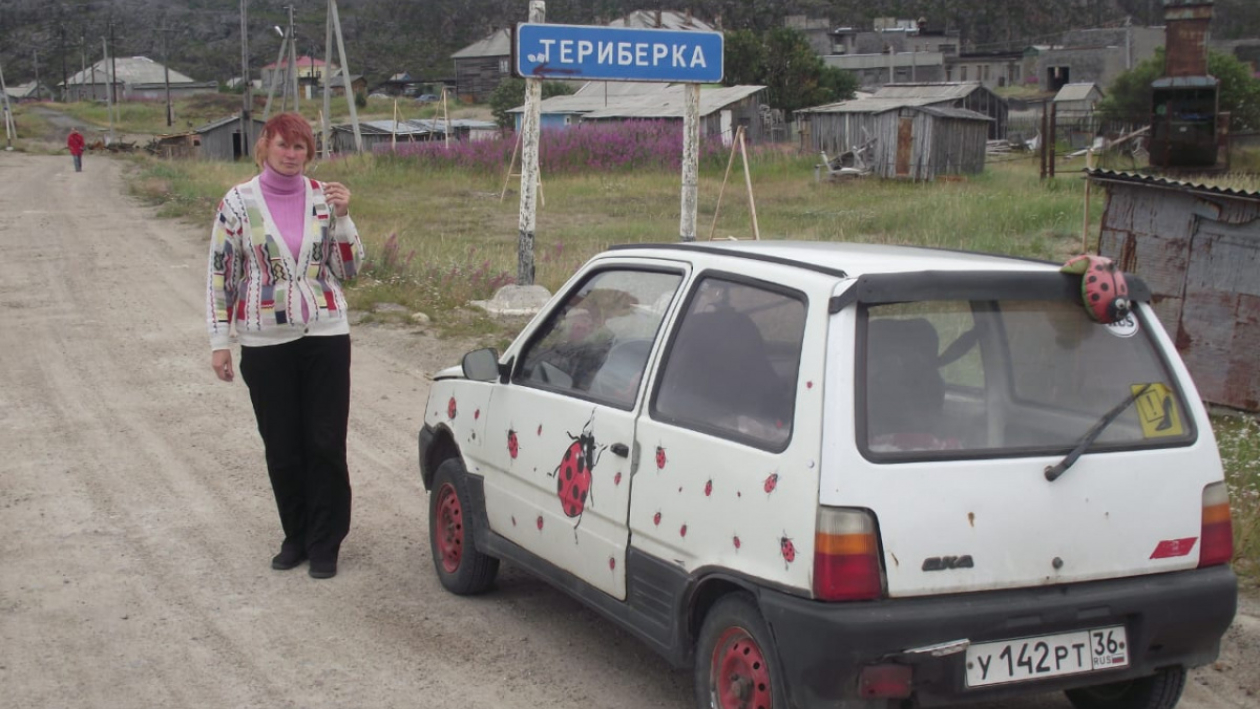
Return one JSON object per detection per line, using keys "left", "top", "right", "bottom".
{"left": 206, "top": 112, "right": 363, "bottom": 580}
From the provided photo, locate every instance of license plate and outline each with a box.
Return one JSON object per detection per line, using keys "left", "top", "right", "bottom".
{"left": 965, "top": 626, "right": 1129, "bottom": 687}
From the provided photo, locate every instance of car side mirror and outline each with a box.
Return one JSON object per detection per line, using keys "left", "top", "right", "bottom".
{"left": 462, "top": 348, "right": 500, "bottom": 382}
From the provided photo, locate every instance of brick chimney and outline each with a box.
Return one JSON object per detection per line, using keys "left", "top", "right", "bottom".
{"left": 1163, "top": 0, "right": 1214, "bottom": 77}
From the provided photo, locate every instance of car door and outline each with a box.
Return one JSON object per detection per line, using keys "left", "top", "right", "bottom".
{"left": 480, "top": 261, "right": 686, "bottom": 599}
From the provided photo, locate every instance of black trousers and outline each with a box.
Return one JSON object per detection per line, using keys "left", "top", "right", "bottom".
{"left": 240, "top": 335, "right": 352, "bottom": 564}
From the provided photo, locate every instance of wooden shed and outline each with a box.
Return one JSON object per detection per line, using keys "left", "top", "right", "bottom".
{"left": 1089, "top": 169, "right": 1260, "bottom": 411}
{"left": 196, "top": 115, "right": 267, "bottom": 161}
{"left": 799, "top": 99, "right": 991, "bottom": 181}
{"left": 872, "top": 82, "right": 1009, "bottom": 139}
{"left": 452, "top": 28, "right": 511, "bottom": 104}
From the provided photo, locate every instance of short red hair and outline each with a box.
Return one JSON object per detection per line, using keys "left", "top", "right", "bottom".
{"left": 254, "top": 112, "right": 316, "bottom": 167}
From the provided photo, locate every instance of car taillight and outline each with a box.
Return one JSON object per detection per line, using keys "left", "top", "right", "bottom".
{"left": 814, "top": 507, "right": 883, "bottom": 601}
{"left": 1199, "top": 482, "right": 1234, "bottom": 568}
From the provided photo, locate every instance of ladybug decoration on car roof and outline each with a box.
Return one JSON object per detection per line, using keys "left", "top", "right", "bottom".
{"left": 549, "top": 412, "right": 606, "bottom": 528}
{"left": 1061, "top": 255, "right": 1130, "bottom": 324}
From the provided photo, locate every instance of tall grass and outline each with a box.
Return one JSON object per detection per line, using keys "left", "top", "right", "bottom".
{"left": 1216, "top": 415, "right": 1260, "bottom": 581}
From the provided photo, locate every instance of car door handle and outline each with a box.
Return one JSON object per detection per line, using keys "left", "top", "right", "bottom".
{"left": 610, "top": 443, "right": 630, "bottom": 458}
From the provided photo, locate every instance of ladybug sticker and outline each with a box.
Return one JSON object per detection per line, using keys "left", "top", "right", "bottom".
{"left": 764, "top": 472, "right": 779, "bottom": 495}
{"left": 653, "top": 511, "right": 662, "bottom": 526}
{"left": 550, "top": 412, "right": 606, "bottom": 526}
{"left": 680, "top": 523, "right": 688, "bottom": 538}
{"left": 781, "top": 534, "right": 796, "bottom": 567}
{"left": 733, "top": 535, "right": 741, "bottom": 550}
{"left": 507, "top": 428, "right": 520, "bottom": 459}
{"left": 447, "top": 396, "right": 457, "bottom": 419}
{"left": 614, "top": 471, "right": 622, "bottom": 486}
{"left": 474, "top": 409, "right": 480, "bottom": 420}
{"left": 704, "top": 479, "right": 713, "bottom": 497}
{"left": 655, "top": 445, "right": 667, "bottom": 470}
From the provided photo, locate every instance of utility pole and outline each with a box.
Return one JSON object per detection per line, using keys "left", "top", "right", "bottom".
{"left": 517, "top": 0, "right": 545, "bottom": 282}
{"left": 322, "top": 0, "right": 333, "bottom": 156}
{"left": 33, "top": 51, "right": 40, "bottom": 99}
{"left": 103, "top": 38, "right": 115, "bottom": 142}
{"left": 79, "top": 37, "right": 86, "bottom": 102}
{"left": 60, "top": 25, "right": 68, "bottom": 101}
{"left": 162, "top": 22, "right": 173, "bottom": 126}
{"left": 0, "top": 60, "right": 16, "bottom": 149}
{"left": 287, "top": 4, "right": 299, "bottom": 110}
{"left": 109, "top": 21, "right": 118, "bottom": 117}
{"left": 264, "top": 27, "right": 289, "bottom": 121}
{"left": 329, "top": 0, "right": 361, "bottom": 151}
{"left": 240, "top": 0, "right": 253, "bottom": 157}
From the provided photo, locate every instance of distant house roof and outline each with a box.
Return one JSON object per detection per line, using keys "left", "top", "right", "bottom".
{"left": 64, "top": 56, "right": 199, "bottom": 86}
{"left": 264, "top": 56, "right": 327, "bottom": 70}
{"left": 872, "top": 81, "right": 988, "bottom": 101}
{"left": 509, "top": 83, "right": 766, "bottom": 118}
{"left": 798, "top": 96, "right": 993, "bottom": 120}
{"left": 195, "top": 115, "right": 266, "bottom": 133}
{"left": 323, "top": 72, "right": 365, "bottom": 88}
{"left": 1053, "top": 83, "right": 1103, "bottom": 102}
{"left": 606, "top": 10, "right": 716, "bottom": 31}
{"left": 335, "top": 118, "right": 498, "bottom": 135}
{"left": 4, "top": 81, "right": 49, "bottom": 99}
{"left": 452, "top": 28, "right": 512, "bottom": 59}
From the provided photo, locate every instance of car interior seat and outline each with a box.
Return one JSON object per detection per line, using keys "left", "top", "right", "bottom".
{"left": 866, "top": 317, "right": 946, "bottom": 440}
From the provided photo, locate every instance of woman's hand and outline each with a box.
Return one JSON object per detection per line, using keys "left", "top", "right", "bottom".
{"left": 212, "top": 349, "right": 235, "bottom": 383}
{"left": 323, "top": 181, "right": 351, "bottom": 217}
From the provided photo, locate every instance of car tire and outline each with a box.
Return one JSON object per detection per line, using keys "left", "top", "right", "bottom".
{"left": 694, "top": 593, "right": 788, "bottom": 709}
{"left": 1064, "top": 667, "right": 1187, "bottom": 709}
{"left": 429, "top": 458, "right": 499, "bottom": 595}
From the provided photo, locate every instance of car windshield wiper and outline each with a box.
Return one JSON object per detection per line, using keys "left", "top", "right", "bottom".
{"left": 1044, "top": 383, "right": 1152, "bottom": 482}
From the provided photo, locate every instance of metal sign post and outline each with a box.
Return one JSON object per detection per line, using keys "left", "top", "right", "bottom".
{"left": 514, "top": 20, "right": 724, "bottom": 248}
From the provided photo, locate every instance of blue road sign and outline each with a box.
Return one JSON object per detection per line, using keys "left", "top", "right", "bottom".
{"left": 516, "top": 23, "right": 723, "bottom": 83}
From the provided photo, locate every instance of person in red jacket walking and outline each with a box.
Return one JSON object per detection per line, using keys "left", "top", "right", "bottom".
{"left": 67, "top": 129, "right": 85, "bottom": 172}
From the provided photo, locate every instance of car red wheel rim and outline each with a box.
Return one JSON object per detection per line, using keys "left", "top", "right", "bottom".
{"left": 435, "top": 483, "right": 464, "bottom": 574}
{"left": 711, "top": 626, "right": 772, "bottom": 709}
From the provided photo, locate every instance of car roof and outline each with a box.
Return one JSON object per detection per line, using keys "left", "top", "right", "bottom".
{"left": 606, "top": 241, "right": 1058, "bottom": 279}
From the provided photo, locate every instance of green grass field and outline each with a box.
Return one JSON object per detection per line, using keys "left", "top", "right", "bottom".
{"left": 116, "top": 138, "right": 1260, "bottom": 582}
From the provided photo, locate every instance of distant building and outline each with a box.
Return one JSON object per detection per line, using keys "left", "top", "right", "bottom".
{"left": 507, "top": 82, "right": 770, "bottom": 145}
{"left": 1052, "top": 82, "right": 1105, "bottom": 116}
{"left": 1027, "top": 26, "right": 1163, "bottom": 93}
{"left": 3, "top": 81, "right": 54, "bottom": 102}
{"left": 798, "top": 98, "right": 991, "bottom": 181}
{"left": 821, "top": 18, "right": 958, "bottom": 90}
{"left": 196, "top": 115, "right": 267, "bottom": 161}
{"left": 62, "top": 56, "right": 217, "bottom": 102}
{"left": 261, "top": 56, "right": 336, "bottom": 99}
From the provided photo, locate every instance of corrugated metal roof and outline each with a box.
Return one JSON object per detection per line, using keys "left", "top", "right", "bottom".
{"left": 195, "top": 115, "right": 265, "bottom": 133}
{"left": 1053, "top": 82, "right": 1103, "bottom": 102}
{"left": 337, "top": 118, "right": 499, "bottom": 134}
{"left": 798, "top": 97, "right": 944, "bottom": 114}
{"left": 452, "top": 28, "right": 512, "bottom": 59}
{"left": 66, "top": 56, "right": 199, "bottom": 85}
{"left": 918, "top": 106, "right": 994, "bottom": 121}
{"left": 606, "top": 10, "right": 716, "bottom": 32}
{"left": 1086, "top": 169, "right": 1260, "bottom": 200}
{"left": 1152, "top": 76, "right": 1219, "bottom": 88}
{"left": 573, "top": 81, "right": 670, "bottom": 98}
{"left": 510, "top": 84, "right": 764, "bottom": 117}
{"left": 873, "top": 82, "right": 986, "bottom": 100}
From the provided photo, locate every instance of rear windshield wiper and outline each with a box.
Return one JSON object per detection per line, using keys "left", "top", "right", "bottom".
{"left": 1044, "top": 383, "right": 1152, "bottom": 482}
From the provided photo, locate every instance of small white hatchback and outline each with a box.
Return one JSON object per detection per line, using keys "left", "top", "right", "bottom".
{"left": 418, "top": 241, "right": 1237, "bottom": 709}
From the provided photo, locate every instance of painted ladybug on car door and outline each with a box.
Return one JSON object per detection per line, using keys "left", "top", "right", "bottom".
{"left": 550, "top": 413, "right": 605, "bottom": 522}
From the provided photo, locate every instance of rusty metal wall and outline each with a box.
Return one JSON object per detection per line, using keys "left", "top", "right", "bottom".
{"left": 1097, "top": 183, "right": 1260, "bottom": 411}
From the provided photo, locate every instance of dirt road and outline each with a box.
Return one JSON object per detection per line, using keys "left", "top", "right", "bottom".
{"left": 0, "top": 153, "right": 1255, "bottom": 709}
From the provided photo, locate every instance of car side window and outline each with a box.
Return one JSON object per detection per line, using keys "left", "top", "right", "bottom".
{"left": 653, "top": 277, "right": 806, "bottom": 451}
{"left": 515, "top": 269, "right": 682, "bottom": 408}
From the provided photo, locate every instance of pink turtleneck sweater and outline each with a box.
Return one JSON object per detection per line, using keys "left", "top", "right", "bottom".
{"left": 259, "top": 164, "right": 307, "bottom": 258}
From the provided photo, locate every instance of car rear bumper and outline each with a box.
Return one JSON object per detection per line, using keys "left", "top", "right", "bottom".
{"left": 758, "top": 565, "right": 1237, "bottom": 709}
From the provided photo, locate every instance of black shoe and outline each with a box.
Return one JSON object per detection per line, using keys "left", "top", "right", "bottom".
{"left": 308, "top": 560, "right": 337, "bottom": 579}
{"left": 271, "top": 547, "right": 308, "bottom": 570}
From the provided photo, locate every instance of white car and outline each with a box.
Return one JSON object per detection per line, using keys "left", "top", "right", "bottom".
{"left": 417, "top": 241, "right": 1237, "bottom": 709}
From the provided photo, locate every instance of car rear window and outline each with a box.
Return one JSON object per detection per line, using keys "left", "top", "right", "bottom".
{"left": 859, "top": 300, "right": 1196, "bottom": 460}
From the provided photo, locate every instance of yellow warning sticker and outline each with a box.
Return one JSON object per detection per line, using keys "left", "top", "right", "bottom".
{"left": 1132, "top": 383, "right": 1183, "bottom": 438}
